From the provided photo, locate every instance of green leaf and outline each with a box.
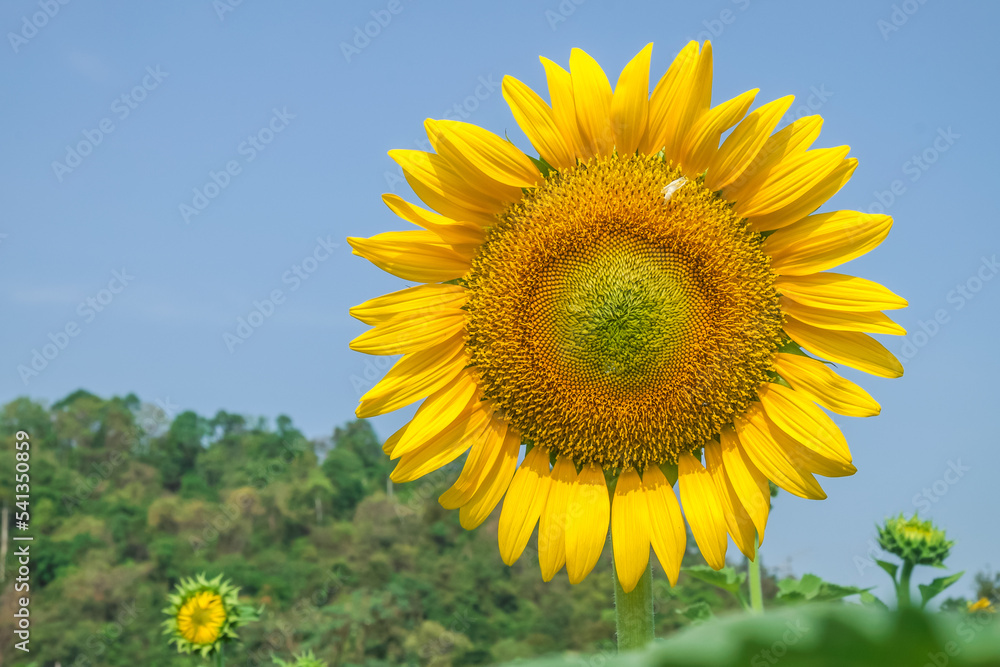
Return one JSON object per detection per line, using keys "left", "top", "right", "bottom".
{"left": 676, "top": 601, "right": 714, "bottom": 624}
{"left": 681, "top": 565, "right": 746, "bottom": 595}
{"left": 919, "top": 571, "right": 964, "bottom": 608}
{"left": 501, "top": 605, "right": 1000, "bottom": 666}
{"left": 875, "top": 558, "right": 899, "bottom": 582}
{"left": 860, "top": 590, "right": 889, "bottom": 610}
{"left": 776, "top": 573, "right": 869, "bottom": 604}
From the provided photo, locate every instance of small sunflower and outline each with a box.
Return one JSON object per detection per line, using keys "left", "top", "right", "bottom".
{"left": 163, "top": 573, "right": 259, "bottom": 658}
{"left": 969, "top": 598, "right": 996, "bottom": 614}
{"left": 348, "top": 42, "right": 905, "bottom": 592}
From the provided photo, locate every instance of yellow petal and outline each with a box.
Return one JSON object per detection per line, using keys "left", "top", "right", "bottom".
{"left": 382, "top": 421, "right": 407, "bottom": 455}
{"left": 753, "top": 403, "right": 857, "bottom": 480}
{"left": 498, "top": 446, "right": 552, "bottom": 565}
{"left": 719, "top": 427, "right": 770, "bottom": 543}
{"left": 678, "top": 451, "right": 727, "bottom": 570}
{"left": 356, "top": 333, "right": 469, "bottom": 418}
{"left": 611, "top": 468, "right": 650, "bottom": 593}
{"left": 391, "top": 368, "right": 480, "bottom": 459}
{"left": 781, "top": 297, "right": 906, "bottom": 335}
{"left": 667, "top": 41, "right": 713, "bottom": 162}
{"left": 784, "top": 316, "right": 904, "bottom": 378}
{"left": 765, "top": 210, "right": 893, "bottom": 276}
{"left": 502, "top": 75, "right": 576, "bottom": 170}
{"left": 538, "top": 456, "right": 577, "bottom": 581}
{"left": 349, "top": 310, "right": 466, "bottom": 355}
{"left": 389, "top": 149, "right": 503, "bottom": 223}
{"left": 425, "top": 119, "right": 541, "bottom": 190}
{"left": 439, "top": 417, "right": 509, "bottom": 510}
{"left": 734, "top": 147, "right": 851, "bottom": 218}
{"left": 704, "top": 441, "right": 757, "bottom": 560}
{"left": 350, "top": 283, "right": 467, "bottom": 326}
{"left": 777, "top": 273, "right": 908, "bottom": 312}
{"left": 348, "top": 232, "right": 470, "bottom": 282}
{"left": 773, "top": 352, "right": 881, "bottom": 417}
{"left": 382, "top": 194, "right": 486, "bottom": 243}
{"left": 540, "top": 57, "right": 586, "bottom": 159}
{"left": 610, "top": 43, "right": 652, "bottom": 156}
{"left": 643, "top": 465, "right": 686, "bottom": 586}
{"left": 391, "top": 401, "right": 494, "bottom": 482}
{"left": 680, "top": 88, "right": 758, "bottom": 174}
{"left": 734, "top": 404, "right": 827, "bottom": 500}
{"left": 423, "top": 119, "right": 522, "bottom": 204}
{"left": 565, "top": 463, "right": 610, "bottom": 585}
{"left": 570, "top": 48, "right": 614, "bottom": 158}
{"left": 639, "top": 41, "right": 700, "bottom": 156}
{"left": 748, "top": 158, "right": 857, "bottom": 232}
{"left": 459, "top": 428, "right": 521, "bottom": 529}
{"left": 723, "top": 115, "right": 824, "bottom": 199}
{"left": 757, "top": 382, "right": 852, "bottom": 466}
{"left": 704, "top": 95, "right": 793, "bottom": 191}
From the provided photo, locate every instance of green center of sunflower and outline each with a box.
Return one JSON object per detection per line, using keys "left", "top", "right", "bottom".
{"left": 465, "top": 154, "right": 784, "bottom": 469}
{"left": 190, "top": 606, "right": 213, "bottom": 627}
{"left": 545, "top": 240, "right": 694, "bottom": 385}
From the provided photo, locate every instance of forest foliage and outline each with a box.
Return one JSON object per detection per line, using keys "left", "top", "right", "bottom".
{"left": 0, "top": 391, "right": 994, "bottom": 666}
{"left": 0, "top": 391, "right": 757, "bottom": 666}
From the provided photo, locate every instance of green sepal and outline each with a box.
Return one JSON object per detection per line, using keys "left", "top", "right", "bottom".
{"left": 659, "top": 462, "right": 679, "bottom": 486}
{"left": 528, "top": 155, "right": 556, "bottom": 179}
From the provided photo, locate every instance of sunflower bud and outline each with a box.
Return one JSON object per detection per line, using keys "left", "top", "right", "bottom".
{"left": 877, "top": 513, "right": 953, "bottom": 567}
{"left": 162, "top": 572, "right": 259, "bottom": 658}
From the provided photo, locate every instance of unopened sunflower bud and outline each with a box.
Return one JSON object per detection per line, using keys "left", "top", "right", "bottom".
{"left": 877, "top": 513, "right": 953, "bottom": 567}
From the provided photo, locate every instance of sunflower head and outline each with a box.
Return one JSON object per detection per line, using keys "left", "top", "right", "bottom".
{"left": 968, "top": 597, "right": 996, "bottom": 614}
{"left": 877, "top": 514, "right": 953, "bottom": 567}
{"left": 162, "top": 573, "right": 259, "bottom": 658}
{"left": 349, "top": 41, "right": 905, "bottom": 592}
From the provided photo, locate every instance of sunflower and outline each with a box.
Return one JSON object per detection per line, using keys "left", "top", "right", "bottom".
{"left": 163, "top": 573, "right": 259, "bottom": 658}
{"left": 968, "top": 598, "right": 996, "bottom": 614}
{"left": 348, "top": 41, "right": 905, "bottom": 593}
{"left": 178, "top": 591, "right": 227, "bottom": 645}
{"left": 878, "top": 513, "right": 953, "bottom": 567}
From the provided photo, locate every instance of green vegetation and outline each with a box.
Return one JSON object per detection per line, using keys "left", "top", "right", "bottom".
{"left": 0, "top": 391, "right": 761, "bottom": 666}
{"left": 1, "top": 391, "right": 995, "bottom": 665}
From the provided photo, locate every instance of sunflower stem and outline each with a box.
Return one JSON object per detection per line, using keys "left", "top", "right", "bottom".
{"left": 215, "top": 645, "right": 225, "bottom": 667}
{"left": 748, "top": 537, "right": 764, "bottom": 613}
{"left": 897, "top": 560, "right": 915, "bottom": 608}
{"left": 613, "top": 559, "right": 654, "bottom": 652}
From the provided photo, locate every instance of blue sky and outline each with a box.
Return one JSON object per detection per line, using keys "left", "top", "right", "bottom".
{"left": 2, "top": 0, "right": 998, "bottom": 600}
